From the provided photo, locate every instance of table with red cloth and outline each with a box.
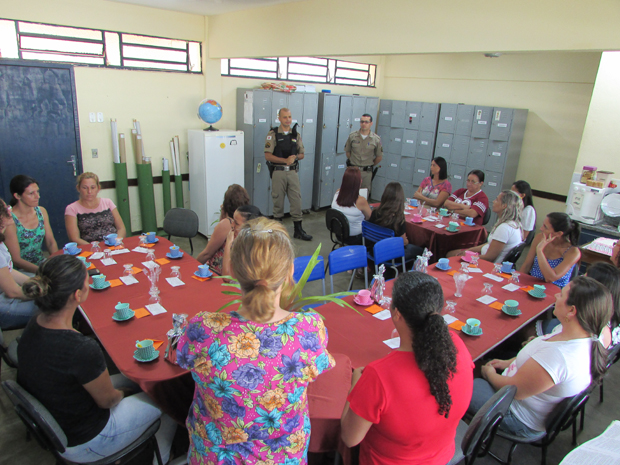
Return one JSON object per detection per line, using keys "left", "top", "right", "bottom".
{"left": 404, "top": 209, "right": 487, "bottom": 263}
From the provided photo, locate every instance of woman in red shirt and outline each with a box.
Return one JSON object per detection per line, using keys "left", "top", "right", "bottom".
{"left": 341, "top": 272, "right": 474, "bottom": 464}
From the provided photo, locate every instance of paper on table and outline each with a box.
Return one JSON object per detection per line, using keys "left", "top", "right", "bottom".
{"left": 79, "top": 251, "right": 93, "bottom": 258}
{"left": 467, "top": 267, "right": 483, "bottom": 273}
{"left": 133, "top": 247, "right": 151, "bottom": 253}
{"left": 434, "top": 223, "right": 447, "bottom": 229}
{"left": 146, "top": 303, "right": 167, "bottom": 315}
{"left": 109, "top": 279, "right": 123, "bottom": 288}
{"left": 134, "top": 308, "right": 150, "bottom": 318}
{"left": 363, "top": 304, "right": 383, "bottom": 315}
{"left": 100, "top": 258, "right": 117, "bottom": 266}
{"left": 449, "top": 320, "right": 466, "bottom": 331}
{"left": 423, "top": 216, "right": 438, "bottom": 222}
{"left": 110, "top": 248, "right": 130, "bottom": 255}
{"left": 166, "top": 277, "right": 185, "bottom": 287}
{"left": 373, "top": 309, "right": 391, "bottom": 320}
{"left": 91, "top": 252, "right": 104, "bottom": 260}
{"left": 191, "top": 275, "right": 211, "bottom": 282}
{"left": 443, "top": 314, "right": 458, "bottom": 324}
{"left": 145, "top": 339, "right": 164, "bottom": 350}
{"left": 489, "top": 301, "right": 505, "bottom": 310}
{"left": 155, "top": 258, "right": 171, "bottom": 265}
{"left": 120, "top": 275, "right": 139, "bottom": 285}
{"left": 132, "top": 267, "right": 142, "bottom": 274}
{"left": 477, "top": 295, "right": 497, "bottom": 304}
{"left": 383, "top": 337, "right": 400, "bottom": 349}
{"left": 142, "top": 261, "right": 158, "bottom": 268}
{"left": 502, "top": 283, "right": 521, "bottom": 292}
{"left": 483, "top": 273, "right": 504, "bottom": 282}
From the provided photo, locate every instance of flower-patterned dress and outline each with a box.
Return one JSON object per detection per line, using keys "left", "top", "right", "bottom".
{"left": 12, "top": 207, "right": 46, "bottom": 266}
{"left": 177, "top": 311, "right": 335, "bottom": 465}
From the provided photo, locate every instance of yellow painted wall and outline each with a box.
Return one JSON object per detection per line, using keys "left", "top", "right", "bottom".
{"left": 4, "top": 0, "right": 206, "bottom": 231}
{"left": 208, "top": 0, "right": 620, "bottom": 58}
{"left": 575, "top": 51, "right": 620, "bottom": 181}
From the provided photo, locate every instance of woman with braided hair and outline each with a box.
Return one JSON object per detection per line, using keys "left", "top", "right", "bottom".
{"left": 341, "top": 272, "right": 474, "bottom": 464}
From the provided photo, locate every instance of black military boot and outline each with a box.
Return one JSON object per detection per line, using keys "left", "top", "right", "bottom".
{"left": 293, "top": 221, "right": 312, "bottom": 241}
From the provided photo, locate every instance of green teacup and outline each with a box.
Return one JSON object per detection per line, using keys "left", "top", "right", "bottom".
{"left": 92, "top": 274, "right": 107, "bottom": 288}
{"left": 114, "top": 302, "right": 132, "bottom": 319}
{"left": 135, "top": 340, "right": 155, "bottom": 359}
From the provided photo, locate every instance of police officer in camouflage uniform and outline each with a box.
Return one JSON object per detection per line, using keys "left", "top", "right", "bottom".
{"left": 264, "top": 107, "right": 312, "bottom": 241}
{"left": 345, "top": 113, "right": 383, "bottom": 197}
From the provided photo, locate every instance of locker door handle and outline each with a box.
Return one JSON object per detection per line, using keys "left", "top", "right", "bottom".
{"left": 323, "top": 124, "right": 326, "bottom": 129}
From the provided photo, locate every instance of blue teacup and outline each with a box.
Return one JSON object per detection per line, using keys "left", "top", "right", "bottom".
{"left": 197, "top": 265, "right": 211, "bottom": 277}
{"left": 104, "top": 233, "right": 117, "bottom": 245}
{"left": 169, "top": 245, "right": 181, "bottom": 257}
{"left": 64, "top": 242, "right": 79, "bottom": 254}
{"left": 501, "top": 261, "right": 513, "bottom": 273}
{"left": 409, "top": 199, "right": 419, "bottom": 207}
{"left": 437, "top": 258, "right": 450, "bottom": 269}
{"left": 146, "top": 232, "right": 157, "bottom": 242}
{"left": 464, "top": 217, "right": 475, "bottom": 226}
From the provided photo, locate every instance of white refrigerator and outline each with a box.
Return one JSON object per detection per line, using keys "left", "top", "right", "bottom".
{"left": 188, "top": 130, "right": 244, "bottom": 236}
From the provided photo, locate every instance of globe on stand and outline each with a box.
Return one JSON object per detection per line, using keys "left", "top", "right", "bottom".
{"left": 198, "top": 99, "right": 223, "bottom": 131}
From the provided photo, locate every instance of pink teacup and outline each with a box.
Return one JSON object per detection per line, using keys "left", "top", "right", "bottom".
{"left": 464, "top": 250, "right": 477, "bottom": 260}
{"left": 412, "top": 214, "right": 423, "bottom": 222}
{"left": 357, "top": 290, "right": 372, "bottom": 304}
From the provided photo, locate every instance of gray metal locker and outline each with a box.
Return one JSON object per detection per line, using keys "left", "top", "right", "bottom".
{"left": 455, "top": 104, "right": 475, "bottom": 136}
{"left": 252, "top": 90, "right": 272, "bottom": 161}
{"left": 390, "top": 100, "right": 406, "bottom": 128}
{"left": 350, "top": 96, "right": 367, "bottom": 133}
{"left": 468, "top": 138, "right": 488, "bottom": 170}
{"left": 419, "top": 102, "right": 439, "bottom": 132}
{"left": 299, "top": 153, "right": 314, "bottom": 211}
{"left": 372, "top": 175, "right": 387, "bottom": 201}
{"left": 389, "top": 128, "right": 404, "bottom": 155}
{"left": 301, "top": 93, "right": 318, "bottom": 154}
{"left": 399, "top": 157, "right": 415, "bottom": 184}
{"left": 471, "top": 106, "right": 493, "bottom": 138}
{"left": 404, "top": 101, "right": 422, "bottom": 130}
{"left": 376, "top": 125, "right": 390, "bottom": 149}
{"left": 485, "top": 140, "right": 508, "bottom": 173}
{"left": 438, "top": 104, "right": 457, "bottom": 133}
{"left": 378, "top": 100, "right": 392, "bottom": 127}
{"left": 483, "top": 172, "right": 503, "bottom": 204}
{"left": 271, "top": 93, "right": 288, "bottom": 127}
{"left": 386, "top": 154, "right": 400, "bottom": 181}
{"left": 401, "top": 129, "right": 418, "bottom": 157}
{"left": 337, "top": 95, "right": 353, "bottom": 152}
{"left": 449, "top": 164, "right": 467, "bottom": 191}
{"left": 365, "top": 97, "right": 379, "bottom": 124}
{"left": 319, "top": 94, "right": 340, "bottom": 155}
{"left": 416, "top": 131, "right": 435, "bottom": 159}
{"left": 334, "top": 154, "right": 347, "bottom": 190}
{"left": 413, "top": 158, "right": 431, "bottom": 186}
{"left": 288, "top": 93, "right": 304, "bottom": 128}
{"left": 318, "top": 153, "right": 335, "bottom": 207}
{"left": 489, "top": 108, "right": 513, "bottom": 141}
{"left": 403, "top": 183, "right": 416, "bottom": 200}
{"left": 450, "top": 135, "right": 470, "bottom": 165}
{"left": 434, "top": 133, "right": 453, "bottom": 160}
{"left": 252, "top": 158, "right": 271, "bottom": 216}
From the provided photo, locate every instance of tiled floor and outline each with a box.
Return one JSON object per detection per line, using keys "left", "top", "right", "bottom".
{"left": 1, "top": 209, "right": 619, "bottom": 465}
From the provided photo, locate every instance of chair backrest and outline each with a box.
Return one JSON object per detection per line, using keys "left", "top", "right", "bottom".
{"left": 325, "top": 208, "right": 350, "bottom": 246}
{"left": 293, "top": 255, "right": 325, "bottom": 283}
{"left": 462, "top": 385, "right": 517, "bottom": 459}
{"left": 373, "top": 237, "right": 405, "bottom": 266}
{"left": 2, "top": 380, "right": 68, "bottom": 453}
{"left": 525, "top": 229, "right": 536, "bottom": 246}
{"left": 543, "top": 388, "right": 591, "bottom": 441}
{"left": 163, "top": 208, "right": 199, "bottom": 238}
{"left": 362, "top": 221, "right": 394, "bottom": 244}
{"left": 328, "top": 246, "right": 367, "bottom": 276}
{"left": 504, "top": 242, "right": 526, "bottom": 265}
{"left": 606, "top": 343, "right": 620, "bottom": 369}
{"left": 482, "top": 207, "right": 491, "bottom": 225}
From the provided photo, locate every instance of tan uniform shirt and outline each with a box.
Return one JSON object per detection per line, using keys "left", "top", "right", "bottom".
{"left": 344, "top": 131, "right": 383, "bottom": 167}
{"left": 264, "top": 126, "right": 304, "bottom": 161}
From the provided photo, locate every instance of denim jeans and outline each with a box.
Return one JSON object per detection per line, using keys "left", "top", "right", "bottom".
{"left": 60, "top": 375, "right": 176, "bottom": 464}
{"left": 468, "top": 378, "right": 542, "bottom": 439}
{"left": 0, "top": 293, "right": 37, "bottom": 329}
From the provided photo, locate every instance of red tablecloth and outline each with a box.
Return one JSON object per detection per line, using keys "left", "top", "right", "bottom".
{"left": 404, "top": 210, "right": 486, "bottom": 262}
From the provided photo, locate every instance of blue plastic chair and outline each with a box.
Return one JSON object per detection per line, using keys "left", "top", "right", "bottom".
{"left": 293, "top": 255, "right": 326, "bottom": 296}
{"left": 362, "top": 221, "right": 395, "bottom": 247}
{"left": 328, "top": 246, "right": 368, "bottom": 293}
{"left": 373, "top": 237, "right": 406, "bottom": 277}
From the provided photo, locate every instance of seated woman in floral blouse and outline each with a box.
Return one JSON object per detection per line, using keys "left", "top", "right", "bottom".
{"left": 177, "top": 217, "right": 334, "bottom": 464}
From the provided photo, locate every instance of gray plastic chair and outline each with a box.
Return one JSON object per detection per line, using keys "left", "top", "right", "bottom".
{"left": 2, "top": 380, "right": 163, "bottom": 465}
{"left": 163, "top": 208, "right": 199, "bottom": 255}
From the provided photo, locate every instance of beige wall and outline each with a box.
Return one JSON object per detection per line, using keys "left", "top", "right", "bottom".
{"left": 4, "top": 0, "right": 206, "bottom": 231}
{"left": 575, "top": 51, "right": 620, "bottom": 181}
{"left": 208, "top": 0, "right": 620, "bottom": 58}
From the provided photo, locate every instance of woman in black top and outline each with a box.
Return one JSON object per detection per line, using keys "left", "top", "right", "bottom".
{"left": 370, "top": 182, "right": 423, "bottom": 262}
{"left": 17, "top": 255, "right": 176, "bottom": 463}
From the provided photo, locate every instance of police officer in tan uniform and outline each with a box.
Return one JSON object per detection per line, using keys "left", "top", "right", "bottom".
{"left": 345, "top": 113, "right": 383, "bottom": 197}
{"left": 264, "top": 107, "right": 312, "bottom": 241}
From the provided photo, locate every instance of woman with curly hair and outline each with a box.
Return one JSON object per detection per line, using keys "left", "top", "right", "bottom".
{"left": 197, "top": 184, "right": 250, "bottom": 274}
{"left": 341, "top": 272, "right": 474, "bottom": 464}
{"left": 177, "top": 217, "right": 334, "bottom": 464}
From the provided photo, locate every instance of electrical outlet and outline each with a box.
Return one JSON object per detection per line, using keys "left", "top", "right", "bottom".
{"left": 89, "top": 112, "right": 96, "bottom": 123}
{"left": 97, "top": 112, "right": 104, "bottom": 123}
{"left": 92, "top": 149, "right": 98, "bottom": 158}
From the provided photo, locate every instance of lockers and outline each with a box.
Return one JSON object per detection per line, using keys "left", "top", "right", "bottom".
{"left": 401, "top": 129, "right": 418, "bottom": 157}
{"left": 471, "top": 106, "right": 493, "bottom": 138}
{"left": 467, "top": 138, "right": 488, "bottom": 171}
{"left": 390, "top": 100, "right": 406, "bottom": 128}
{"left": 437, "top": 104, "right": 457, "bottom": 133}
{"left": 337, "top": 95, "right": 353, "bottom": 152}
{"left": 449, "top": 164, "right": 467, "bottom": 191}
{"left": 434, "top": 133, "right": 453, "bottom": 160}
{"left": 489, "top": 108, "right": 513, "bottom": 141}
{"left": 455, "top": 104, "right": 475, "bottom": 136}
{"left": 420, "top": 103, "right": 440, "bottom": 132}
{"left": 378, "top": 100, "right": 392, "bottom": 127}
{"left": 417, "top": 131, "right": 436, "bottom": 159}
{"left": 450, "top": 135, "right": 470, "bottom": 165}
{"left": 413, "top": 158, "right": 431, "bottom": 185}
{"left": 385, "top": 153, "right": 400, "bottom": 181}
{"left": 389, "top": 128, "right": 404, "bottom": 155}
{"left": 404, "top": 101, "right": 422, "bottom": 129}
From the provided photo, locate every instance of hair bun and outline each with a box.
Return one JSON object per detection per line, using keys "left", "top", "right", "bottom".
{"left": 22, "top": 276, "right": 51, "bottom": 299}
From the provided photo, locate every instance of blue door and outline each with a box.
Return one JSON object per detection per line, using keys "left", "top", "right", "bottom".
{"left": 0, "top": 61, "right": 82, "bottom": 246}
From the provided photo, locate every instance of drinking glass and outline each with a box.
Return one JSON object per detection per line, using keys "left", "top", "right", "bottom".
{"left": 482, "top": 283, "right": 493, "bottom": 295}
{"left": 493, "top": 263, "right": 502, "bottom": 275}
{"left": 91, "top": 241, "right": 101, "bottom": 253}
{"left": 390, "top": 328, "right": 399, "bottom": 340}
{"left": 444, "top": 300, "right": 457, "bottom": 314}
{"left": 104, "top": 248, "right": 112, "bottom": 260}
{"left": 123, "top": 264, "right": 134, "bottom": 277}
{"left": 115, "top": 237, "right": 124, "bottom": 249}
{"left": 429, "top": 207, "right": 437, "bottom": 217}
{"left": 146, "top": 249, "right": 156, "bottom": 262}
{"left": 460, "top": 262, "right": 470, "bottom": 273}
{"left": 170, "top": 266, "right": 181, "bottom": 280}
{"left": 149, "top": 287, "right": 161, "bottom": 304}
{"left": 511, "top": 271, "right": 521, "bottom": 284}
{"left": 471, "top": 255, "right": 479, "bottom": 267}
{"left": 454, "top": 272, "right": 468, "bottom": 297}
{"left": 451, "top": 213, "right": 460, "bottom": 221}
{"left": 139, "top": 235, "right": 147, "bottom": 246}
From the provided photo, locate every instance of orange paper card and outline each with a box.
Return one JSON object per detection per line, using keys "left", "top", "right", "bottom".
{"left": 192, "top": 275, "right": 211, "bottom": 282}
{"left": 521, "top": 286, "right": 534, "bottom": 292}
{"left": 489, "top": 301, "right": 505, "bottom": 310}
{"left": 87, "top": 263, "right": 96, "bottom": 270}
{"left": 132, "top": 267, "right": 142, "bottom": 274}
{"left": 109, "top": 279, "right": 123, "bottom": 288}
{"left": 449, "top": 320, "right": 466, "bottom": 331}
{"left": 79, "top": 251, "right": 93, "bottom": 258}
{"left": 155, "top": 258, "right": 170, "bottom": 265}
{"left": 146, "top": 339, "right": 164, "bottom": 350}
{"left": 134, "top": 308, "right": 150, "bottom": 318}
{"left": 110, "top": 245, "right": 124, "bottom": 250}
{"left": 500, "top": 273, "right": 512, "bottom": 279}
{"left": 363, "top": 304, "right": 384, "bottom": 314}
{"left": 143, "top": 243, "right": 155, "bottom": 248}
{"left": 447, "top": 270, "right": 457, "bottom": 276}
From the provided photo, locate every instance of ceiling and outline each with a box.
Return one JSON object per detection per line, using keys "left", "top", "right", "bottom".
{"left": 106, "top": 0, "right": 306, "bottom": 16}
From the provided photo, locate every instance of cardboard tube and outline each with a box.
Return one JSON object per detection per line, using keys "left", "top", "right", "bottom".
{"left": 135, "top": 135, "right": 143, "bottom": 165}
{"left": 118, "top": 134, "right": 126, "bottom": 164}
